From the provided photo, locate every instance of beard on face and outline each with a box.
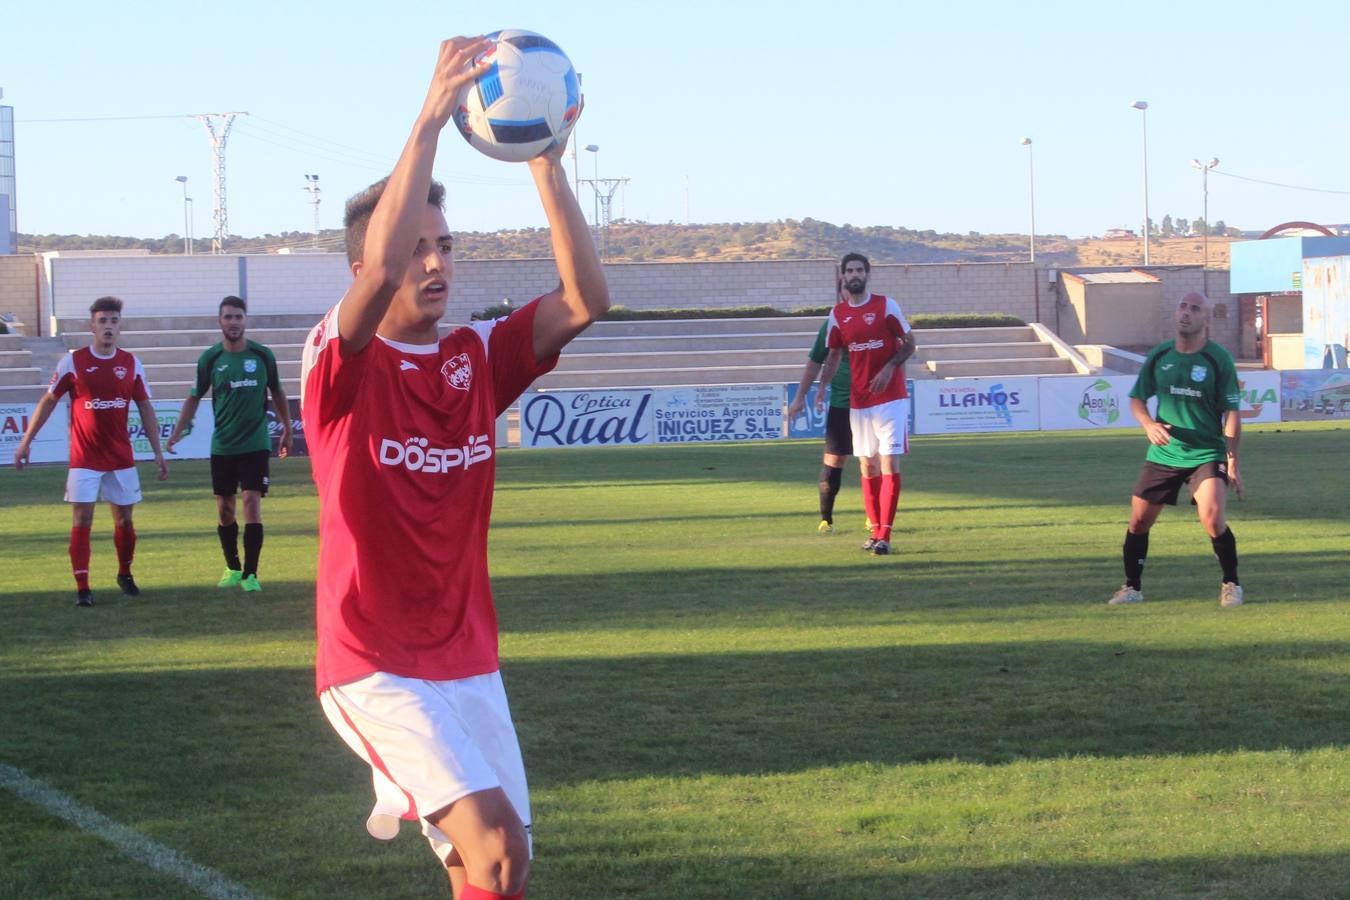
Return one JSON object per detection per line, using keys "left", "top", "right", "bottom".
{"left": 844, "top": 277, "right": 866, "bottom": 294}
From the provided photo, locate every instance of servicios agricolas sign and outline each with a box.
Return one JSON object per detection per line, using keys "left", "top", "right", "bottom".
{"left": 519, "top": 385, "right": 787, "bottom": 449}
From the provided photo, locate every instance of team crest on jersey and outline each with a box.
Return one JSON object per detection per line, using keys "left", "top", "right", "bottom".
{"left": 441, "top": 353, "right": 472, "bottom": 391}
{"left": 113, "top": 366, "right": 128, "bottom": 380}
{"left": 863, "top": 312, "right": 877, "bottom": 326}
{"left": 244, "top": 358, "right": 257, "bottom": 373}
{"left": 1190, "top": 365, "right": 1208, "bottom": 383}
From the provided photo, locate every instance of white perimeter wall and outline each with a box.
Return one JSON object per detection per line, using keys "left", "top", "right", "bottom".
{"left": 38, "top": 253, "right": 1236, "bottom": 349}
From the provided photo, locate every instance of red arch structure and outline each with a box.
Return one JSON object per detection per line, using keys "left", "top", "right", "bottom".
{"left": 1259, "top": 221, "right": 1336, "bottom": 239}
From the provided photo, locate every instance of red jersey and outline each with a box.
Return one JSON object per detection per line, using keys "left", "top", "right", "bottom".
{"left": 48, "top": 346, "right": 149, "bottom": 471}
{"left": 826, "top": 294, "right": 912, "bottom": 409}
{"left": 300, "top": 297, "right": 557, "bottom": 693}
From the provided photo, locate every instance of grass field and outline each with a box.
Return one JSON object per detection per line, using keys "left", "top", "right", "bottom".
{"left": 1, "top": 422, "right": 1348, "bottom": 899}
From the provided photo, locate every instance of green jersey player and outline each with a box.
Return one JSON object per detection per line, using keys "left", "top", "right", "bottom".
{"left": 166, "top": 296, "right": 292, "bottom": 591}
{"left": 1109, "top": 291, "right": 1246, "bottom": 608}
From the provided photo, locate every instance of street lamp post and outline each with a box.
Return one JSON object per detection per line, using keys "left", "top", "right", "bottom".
{"left": 584, "top": 144, "right": 599, "bottom": 225}
{"left": 1019, "top": 137, "right": 1035, "bottom": 263}
{"left": 1130, "top": 101, "right": 1150, "bottom": 266}
{"left": 584, "top": 144, "right": 600, "bottom": 252}
{"left": 1190, "top": 157, "right": 1220, "bottom": 293}
{"left": 174, "top": 176, "right": 191, "bottom": 255}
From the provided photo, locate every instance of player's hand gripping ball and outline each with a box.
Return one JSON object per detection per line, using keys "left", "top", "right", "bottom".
{"left": 456, "top": 29, "right": 579, "bottom": 163}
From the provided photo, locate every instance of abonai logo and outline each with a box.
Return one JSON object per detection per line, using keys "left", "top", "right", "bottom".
{"left": 379, "top": 435, "right": 493, "bottom": 474}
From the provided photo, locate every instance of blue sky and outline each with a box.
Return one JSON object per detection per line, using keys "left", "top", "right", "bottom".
{"left": 4, "top": 0, "right": 1349, "bottom": 241}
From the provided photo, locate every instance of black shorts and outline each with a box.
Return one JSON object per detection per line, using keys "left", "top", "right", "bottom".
{"left": 1133, "top": 460, "right": 1228, "bottom": 506}
{"left": 211, "top": 450, "right": 271, "bottom": 497}
{"left": 824, "top": 404, "right": 853, "bottom": 457}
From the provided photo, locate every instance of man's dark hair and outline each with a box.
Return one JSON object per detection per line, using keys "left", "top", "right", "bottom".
{"left": 839, "top": 252, "right": 871, "bottom": 274}
{"left": 220, "top": 295, "right": 247, "bottom": 314}
{"left": 90, "top": 296, "right": 123, "bottom": 316}
{"left": 344, "top": 177, "right": 447, "bottom": 265}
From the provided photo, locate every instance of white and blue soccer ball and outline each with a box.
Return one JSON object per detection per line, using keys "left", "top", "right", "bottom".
{"left": 456, "top": 29, "right": 579, "bottom": 163}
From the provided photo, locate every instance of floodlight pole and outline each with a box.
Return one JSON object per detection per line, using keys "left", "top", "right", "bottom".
{"left": 1131, "top": 101, "right": 1150, "bottom": 266}
{"left": 174, "top": 176, "right": 191, "bottom": 255}
{"left": 1020, "top": 138, "right": 1035, "bottom": 263}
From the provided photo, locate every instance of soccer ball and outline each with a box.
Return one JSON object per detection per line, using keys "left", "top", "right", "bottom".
{"left": 456, "top": 29, "right": 580, "bottom": 163}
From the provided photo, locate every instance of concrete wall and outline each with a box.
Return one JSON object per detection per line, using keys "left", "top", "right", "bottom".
{"left": 39, "top": 253, "right": 1050, "bottom": 324}
{"left": 1051, "top": 266, "right": 1236, "bottom": 353}
{"left": 0, "top": 251, "right": 1240, "bottom": 354}
{"left": 1059, "top": 279, "right": 1164, "bottom": 347}
{"left": 0, "top": 254, "right": 38, "bottom": 332}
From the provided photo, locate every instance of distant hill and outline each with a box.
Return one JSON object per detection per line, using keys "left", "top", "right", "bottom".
{"left": 15, "top": 220, "right": 1234, "bottom": 268}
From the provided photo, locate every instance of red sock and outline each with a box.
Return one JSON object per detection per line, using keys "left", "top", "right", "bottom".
{"left": 113, "top": 524, "right": 136, "bottom": 577}
{"left": 877, "top": 473, "right": 902, "bottom": 539}
{"left": 69, "top": 526, "right": 91, "bottom": 591}
{"left": 459, "top": 886, "right": 523, "bottom": 900}
{"left": 862, "top": 475, "right": 882, "bottom": 538}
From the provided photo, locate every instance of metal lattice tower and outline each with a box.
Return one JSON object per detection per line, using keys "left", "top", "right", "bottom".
{"left": 578, "top": 176, "right": 628, "bottom": 258}
{"left": 303, "top": 174, "right": 321, "bottom": 248}
{"left": 194, "top": 112, "right": 246, "bottom": 254}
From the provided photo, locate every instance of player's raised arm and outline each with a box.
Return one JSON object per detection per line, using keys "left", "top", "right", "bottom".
{"left": 526, "top": 139, "right": 610, "bottom": 361}
{"left": 338, "top": 37, "right": 492, "bottom": 355}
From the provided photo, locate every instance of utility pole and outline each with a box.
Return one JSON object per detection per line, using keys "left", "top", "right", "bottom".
{"left": 1191, "top": 157, "right": 1219, "bottom": 294}
{"left": 194, "top": 112, "right": 246, "bottom": 254}
{"left": 304, "top": 174, "right": 321, "bottom": 249}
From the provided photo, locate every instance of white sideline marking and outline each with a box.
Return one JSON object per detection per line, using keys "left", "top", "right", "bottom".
{"left": 0, "top": 763, "right": 263, "bottom": 900}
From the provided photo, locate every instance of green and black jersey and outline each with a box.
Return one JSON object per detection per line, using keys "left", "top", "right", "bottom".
{"left": 809, "top": 321, "right": 852, "bottom": 409}
{"left": 192, "top": 340, "right": 281, "bottom": 455}
{"left": 1130, "top": 339, "right": 1241, "bottom": 467}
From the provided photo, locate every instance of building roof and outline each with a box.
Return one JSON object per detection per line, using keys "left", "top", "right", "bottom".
{"left": 1062, "top": 269, "right": 1161, "bottom": 285}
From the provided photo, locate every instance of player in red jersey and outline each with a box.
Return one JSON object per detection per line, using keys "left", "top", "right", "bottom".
{"left": 815, "top": 253, "right": 916, "bottom": 556}
{"left": 12, "top": 296, "right": 168, "bottom": 605}
{"left": 300, "top": 37, "right": 608, "bottom": 900}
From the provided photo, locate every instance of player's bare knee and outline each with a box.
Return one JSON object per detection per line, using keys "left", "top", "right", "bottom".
{"left": 468, "top": 825, "right": 529, "bottom": 893}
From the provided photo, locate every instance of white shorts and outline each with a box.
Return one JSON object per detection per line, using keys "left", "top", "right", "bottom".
{"left": 320, "top": 670, "right": 531, "bottom": 864}
{"left": 850, "top": 398, "right": 911, "bottom": 459}
{"left": 64, "top": 467, "right": 142, "bottom": 505}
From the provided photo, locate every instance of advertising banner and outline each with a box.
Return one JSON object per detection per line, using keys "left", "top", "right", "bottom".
{"left": 1038, "top": 375, "right": 1137, "bottom": 431}
{"left": 0, "top": 402, "right": 69, "bottom": 465}
{"left": 132, "top": 400, "right": 214, "bottom": 461}
{"left": 785, "top": 383, "right": 828, "bottom": 438}
{"left": 785, "top": 380, "right": 915, "bottom": 438}
{"left": 1279, "top": 369, "right": 1350, "bottom": 420}
{"left": 518, "top": 389, "right": 655, "bottom": 448}
{"left": 1301, "top": 257, "right": 1350, "bottom": 369}
{"left": 651, "top": 384, "right": 784, "bottom": 444}
{"left": 269, "top": 398, "right": 308, "bottom": 457}
{"left": 1236, "top": 371, "right": 1281, "bottom": 424}
{"left": 912, "top": 377, "right": 1039, "bottom": 435}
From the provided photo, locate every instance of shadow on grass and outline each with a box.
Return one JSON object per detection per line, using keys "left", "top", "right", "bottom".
{"left": 506, "top": 639, "right": 1348, "bottom": 786}
{"left": 2, "top": 634, "right": 1343, "bottom": 793}
{"left": 533, "top": 848, "right": 1350, "bottom": 900}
